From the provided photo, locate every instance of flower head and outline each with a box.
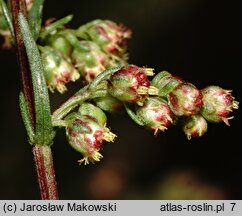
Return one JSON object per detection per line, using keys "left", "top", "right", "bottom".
{"left": 65, "top": 113, "right": 116, "bottom": 165}
{"left": 108, "top": 65, "right": 158, "bottom": 105}
{"left": 47, "top": 32, "right": 72, "bottom": 57}
{"left": 136, "top": 97, "right": 175, "bottom": 134}
{"left": 77, "top": 19, "right": 131, "bottom": 58}
{"left": 168, "top": 83, "right": 203, "bottom": 116}
{"left": 182, "top": 115, "right": 208, "bottom": 139}
{"left": 201, "top": 86, "right": 239, "bottom": 125}
{"left": 40, "top": 46, "right": 80, "bottom": 93}
{"left": 71, "top": 40, "right": 109, "bottom": 83}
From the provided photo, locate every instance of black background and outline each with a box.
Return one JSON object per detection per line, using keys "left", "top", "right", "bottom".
{"left": 0, "top": 0, "right": 241, "bottom": 199}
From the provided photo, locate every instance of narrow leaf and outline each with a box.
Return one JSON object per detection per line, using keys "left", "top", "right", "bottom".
{"left": 28, "top": 0, "right": 45, "bottom": 40}
{"left": 124, "top": 103, "right": 144, "bottom": 126}
{"left": 18, "top": 13, "right": 54, "bottom": 145}
{"left": 89, "top": 66, "right": 122, "bottom": 90}
{"left": 39, "top": 15, "right": 73, "bottom": 39}
{"left": 0, "top": 0, "right": 15, "bottom": 39}
{"left": 19, "top": 92, "right": 35, "bottom": 144}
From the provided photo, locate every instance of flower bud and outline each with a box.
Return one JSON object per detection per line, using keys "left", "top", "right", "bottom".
{"left": 201, "top": 86, "right": 239, "bottom": 125}
{"left": 76, "top": 19, "right": 131, "bottom": 58}
{"left": 168, "top": 83, "right": 203, "bottom": 116}
{"left": 94, "top": 95, "right": 124, "bottom": 113}
{"left": 108, "top": 65, "right": 158, "bottom": 105}
{"left": 78, "top": 102, "right": 107, "bottom": 126}
{"left": 151, "top": 71, "right": 183, "bottom": 97}
{"left": 136, "top": 97, "right": 175, "bottom": 134}
{"left": 71, "top": 40, "right": 108, "bottom": 83}
{"left": 65, "top": 113, "right": 116, "bottom": 165}
{"left": 47, "top": 32, "right": 72, "bottom": 57}
{"left": 182, "top": 115, "right": 208, "bottom": 139}
{"left": 40, "top": 46, "right": 80, "bottom": 93}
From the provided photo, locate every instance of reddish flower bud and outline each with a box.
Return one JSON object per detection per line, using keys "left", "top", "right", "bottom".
{"left": 40, "top": 46, "right": 80, "bottom": 93}
{"left": 168, "top": 83, "right": 203, "bottom": 116}
{"left": 182, "top": 115, "right": 208, "bottom": 140}
{"left": 76, "top": 19, "right": 131, "bottom": 58}
{"left": 151, "top": 71, "right": 183, "bottom": 97}
{"left": 108, "top": 65, "right": 158, "bottom": 105}
{"left": 65, "top": 113, "right": 116, "bottom": 165}
{"left": 201, "top": 86, "right": 239, "bottom": 125}
{"left": 136, "top": 97, "right": 175, "bottom": 134}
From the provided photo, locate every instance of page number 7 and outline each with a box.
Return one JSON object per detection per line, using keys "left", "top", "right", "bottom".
{"left": 230, "top": 203, "right": 236, "bottom": 211}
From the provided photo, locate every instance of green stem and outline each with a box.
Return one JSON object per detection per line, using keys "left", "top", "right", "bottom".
{"left": 52, "top": 89, "right": 109, "bottom": 126}
{"left": 52, "top": 88, "right": 109, "bottom": 124}
{"left": 52, "top": 67, "right": 121, "bottom": 122}
{"left": 52, "top": 89, "right": 92, "bottom": 121}
{"left": 52, "top": 119, "right": 67, "bottom": 127}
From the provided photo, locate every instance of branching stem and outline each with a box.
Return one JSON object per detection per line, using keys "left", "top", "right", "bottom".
{"left": 10, "top": 0, "right": 59, "bottom": 199}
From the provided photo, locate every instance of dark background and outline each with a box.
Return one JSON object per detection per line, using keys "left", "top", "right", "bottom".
{"left": 0, "top": 0, "right": 241, "bottom": 199}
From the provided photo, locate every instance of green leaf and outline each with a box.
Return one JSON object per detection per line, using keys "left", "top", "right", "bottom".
{"left": 151, "top": 71, "right": 170, "bottom": 87}
{"left": 0, "top": 0, "right": 15, "bottom": 39}
{"left": 89, "top": 66, "right": 122, "bottom": 90}
{"left": 18, "top": 13, "right": 55, "bottom": 146}
{"left": 19, "top": 92, "right": 35, "bottom": 144}
{"left": 124, "top": 103, "right": 144, "bottom": 126}
{"left": 39, "top": 15, "right": 73, "bottom": 39}
{"left": 28, "top": 0, "right": 45, "bottom": 40}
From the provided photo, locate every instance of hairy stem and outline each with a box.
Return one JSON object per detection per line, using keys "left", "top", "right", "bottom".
{"left": 10, "top": 0, "right": 59, "bottom": 199}
{"left": 10, "top": 0, "right": 35, "bottom": 124}
{"left": 52, "top": 89, "right": 91, "bottom": 121}
{"left": 33, "top": 146, "right": 58, "bottom": 200}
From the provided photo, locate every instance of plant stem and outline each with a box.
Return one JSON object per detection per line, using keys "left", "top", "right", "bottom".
{"left": 10, "top": 0, "right": 59, "bottom": 199}
{"left": 33, "top": 145, "right": 58, "bottom": 200}
{"left": 10, "top": 0, "right": 35, "bottom": 124}
{"left": 52, "top": 67, "right": 122, "bottom": 122}
{"left": 52, "top": 89, "right": 91, "bottom": 121}
{"left": 52, "top": 88, "right": 109, "bottom": 123}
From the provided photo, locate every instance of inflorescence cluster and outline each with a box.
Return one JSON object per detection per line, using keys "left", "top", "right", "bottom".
{"left": 0, "top": 5, "right": 239, "bottom": 165}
